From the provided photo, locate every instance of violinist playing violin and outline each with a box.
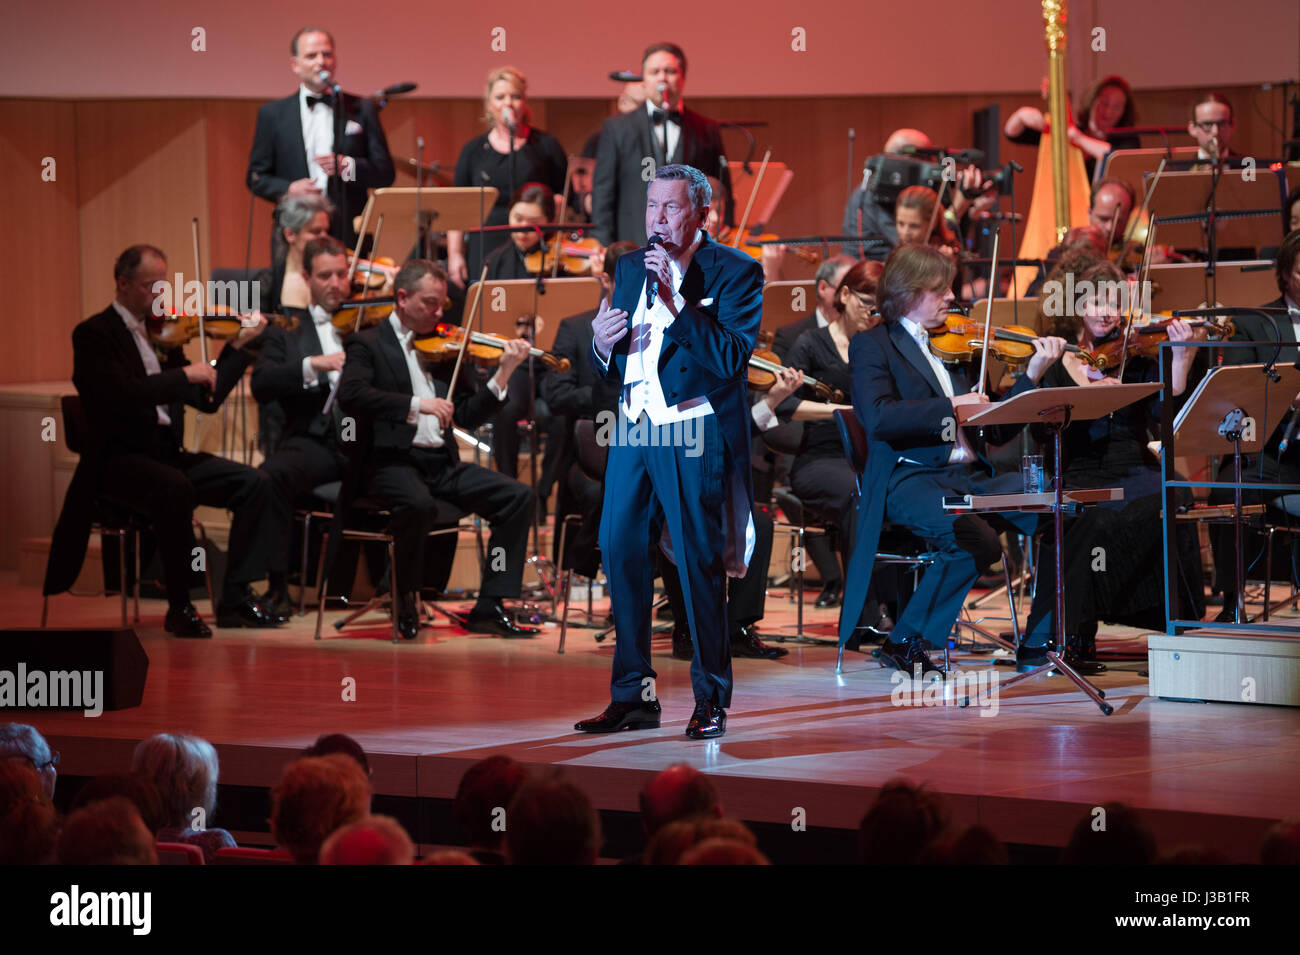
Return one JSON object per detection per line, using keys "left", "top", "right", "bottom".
{"left": 837, "top": 244, "right": 1067, "bottom": 676}
{"left": 336, "top": 259, "right": 539, "bottom": 640}
{"left": 1018, "top": 254, "right": 1205, "bottom": 669}
{"left": 45, "top": 245, "right": 282, "bottom": 638}
{"left": 250, "top": 235, "right": 353, "bottom": 620}
{"left": 483, "top": 182, "right": 571, "bottom": 280}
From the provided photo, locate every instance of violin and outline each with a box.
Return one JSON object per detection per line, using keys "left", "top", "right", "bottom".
{"left": 721, "top": 227, "right": 821, "bottom": 266}
{"left": 412, "top": 323, "right": 571, "bottom": 372}
{"left": 927, "top": 313, "right": 1103, "bottom": 369}
{"left": 747, "top": 333, "right": 845, "bottom": 402}
{"left": 346, "top": 251, "right": 398, "bottom": 291}
{"left": 1088, "top": 314, "right": 1234, "bottom": 371}
{"left": 332, "top": 295, "right": 395, "bottom": 334}
{"left": 523, "top": 234, "right": 602, "bottom": 275}
{"left": 147, "top": 308, "right": 295, "bottom": 349}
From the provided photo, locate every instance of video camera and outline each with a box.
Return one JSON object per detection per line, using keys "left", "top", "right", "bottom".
{"left": 864, "top": 147, "right": 1007, "bottom": 206}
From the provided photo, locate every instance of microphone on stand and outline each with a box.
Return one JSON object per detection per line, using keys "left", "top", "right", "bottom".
{"left": 1279, "top": 411, "right": 1300, "bottom": 455}
{"left": 502, "top": 106, "right": 517, "bottom": 133}
{"left": 646, "top": 234, "right": 665, "bottom": 309}
{"left": 318, "top": 70, "right": 339, "bottom": 94}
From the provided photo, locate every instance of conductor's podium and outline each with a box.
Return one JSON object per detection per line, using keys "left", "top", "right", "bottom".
{"left": 1148, "top": 629, "right": 1300, "bottom": 706}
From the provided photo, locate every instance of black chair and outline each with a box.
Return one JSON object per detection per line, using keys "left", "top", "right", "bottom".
{"left": 42, "top": 395, "right": 214, "bottom": 627}
{"left": 557, "top": 418, "right": 606, "bottom": 654}
{"left": 830, "top": 408, "right": 1022, "bottom": 674}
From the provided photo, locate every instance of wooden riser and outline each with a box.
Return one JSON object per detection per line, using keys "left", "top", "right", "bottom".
{"left": 1148, "top": 629, "right": 1300, "bottom": 706}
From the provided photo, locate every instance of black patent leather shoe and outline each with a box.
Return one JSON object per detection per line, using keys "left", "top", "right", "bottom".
{"left": 1062, "top": 648, "right": 1107, "bottom": 676}
{"left": 874, "top": 636, "right": 942, "bottom": 676}
{"left": 165, "top": 603, "right": 211, "bottom": 639}
{"left": 258, "top": 589, "right": 294, "bottom": 624}
{"left": 463, "top": 604, "right": 540, "bottom": 638}
{"left": 397, "top": 612, "right": 419, "bottom": 641}
{"left": 1015, "top": 644, "right": 1051, "bottom": 673}
{"left": 730, "top": 625, "right": 788, "bottom": 659}
{"left": 574, "top": 699, "right": 662, "bottom": 733}
{"left": 216, "top": 594, "right": 280, "bottom": 628}
{"left": 815, "top": 580, "right": 843, "bottom": 609}
{"left": 671, "top": 626, "right": 693, "bottom": 660}
{"left": 686, "top": 700, "right": 726, "bottom": 739}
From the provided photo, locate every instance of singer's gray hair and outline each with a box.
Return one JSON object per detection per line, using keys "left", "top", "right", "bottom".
{"left": 654, "top": 164, "right": 712, "bottom": 214}
{"left": 276, "top": 193, "right": 335, "bottom": 236}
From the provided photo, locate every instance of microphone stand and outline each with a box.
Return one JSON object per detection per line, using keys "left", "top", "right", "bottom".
{"left": 1204, "top": 138, "right": 1225, "bottom": 309}
{"left": 325, "top": 74, "right": 349, "bottom": 248}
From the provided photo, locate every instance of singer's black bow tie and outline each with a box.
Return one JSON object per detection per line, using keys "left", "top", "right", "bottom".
{"left": 305, "top": 94, "right": 329, "bottom": 110}
{"left": 652, "top": 108, "right": 682, "bottom": 125}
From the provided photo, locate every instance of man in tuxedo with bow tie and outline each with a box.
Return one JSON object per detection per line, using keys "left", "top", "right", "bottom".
{"left": 590, "top": 43, "right": 731, "bottom": 247}
{"left": 251, "top": 236, "right": 353, "bottom": 619}
{"left": 336, "top": 259, "right": 539, "bottom": 640}
{"left": 837, "top": 244, "right": 1065, "bottom": 672}
{"left": 575, "top": 164, "right": 762, "bottom": 740}
{"left": 246, "top": 27, "right": 395, "bottom": 248}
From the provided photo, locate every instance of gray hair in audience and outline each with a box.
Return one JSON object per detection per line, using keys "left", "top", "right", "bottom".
{"left": 131, "top": 733, "right": 220, "bottom": 828}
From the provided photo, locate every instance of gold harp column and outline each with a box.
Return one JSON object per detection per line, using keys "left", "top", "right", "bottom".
{"left": 1043, "top": 0, "right": 1070, "bottom": 243}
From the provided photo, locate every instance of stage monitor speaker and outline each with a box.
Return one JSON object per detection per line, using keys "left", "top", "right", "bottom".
{"left": 0, "top": 629, "right": 148, "bottom": 712}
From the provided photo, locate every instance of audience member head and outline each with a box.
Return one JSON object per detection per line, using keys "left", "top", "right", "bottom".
{"left": 455, "top": 755, "right": 530, "bottom": 852}
{"left": 131, "top": 733, "right": 221, "bottom": 831}
{"left": 0, "top": 723, "right": 57, "bottom": 799}
{"left": 1062, "top": 802, "right": 1157, "bottom": 865}
{"left": 320, "top": 814, "right": 414, "bottom": 865}
{"left": 423, "top": 849, "right": 480, "bottom": 865}
{"left": 58, "top": 797, "right": 158, "bottom": 865}
{"left": 1260, "top": 818, "right": 1300, "bottom": 865}
{"left": 71, "top": 773, "right": 167, "bottom": 835}
{"left": 834, "top": 259, "right": 885, "bottom": 333}
{"left": 0, "top": 758, "right": 58, "bottom": 864}
{"left": 505, "top": 771, "right": 601, "bottom": 865}
{"left": 680, "top": 838, "right": 770, "bottom": 865}
{"left": 271, "top": 753, "right": 372, "bottom": 864}
{"left": 1157, "top": 846, "right": 1229, "bottom": 865}
{"left": 639, "top": 763, "right": 722, "bottom": 837}
{"left": 919, "top": 825, "right": 1009, "bottom": 865}
{"left": 644, "top": 817, "right": 757, "bottom": 865}
{"left": 878, "top": 244, "right": 957, "bottom": 328}
{"left": 302, "top": 733, "right": 370, "bottom": 775}
{"left": 857, "top": 779, "right": 949, "bottom": 865}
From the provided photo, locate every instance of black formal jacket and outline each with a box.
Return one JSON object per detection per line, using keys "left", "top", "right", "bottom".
{"left": 44, "top": 305, "right": 254, "bottom": 595}
{"left": 336, "top": 318, "right": 506, "bottom": 459}
{"left": 771, "top": 312, "right": 820, "bottom": 363}
{"left": 246, "top": 91, "right": 395, "bottom": 244}
{"left": 591, "top": 106, "right": 731, "bottom": 246}
{"left": 250, "top": 309, "right": 341, "bottom": 443}
{"left": 543, "top": 309, "right": 620, "bottom": 422}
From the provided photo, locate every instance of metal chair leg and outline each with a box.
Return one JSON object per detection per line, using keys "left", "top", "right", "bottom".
{"left": 116, "top": 528, "right": 127, "bottom": 628}
{"left": 314, "top": 530, "right": 330, "bottom": 641}
{"left": 389, "top": 538, "right": 400, "bottom": 645}
{"left": 298, "top": 512, "right": 313, "bottom": 616}
{"left": 41, "top": 595, "right": 48, "bottom": 629}
{"left": 558, "top": 568, "right": 573, "bottom": 654}
{"left": 132, "top": 528, "right": 141, "bottom": 623}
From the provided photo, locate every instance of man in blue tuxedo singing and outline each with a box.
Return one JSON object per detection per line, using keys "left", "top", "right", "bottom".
{"left": 575, "top": 164, "right": 762, "bottom": 740}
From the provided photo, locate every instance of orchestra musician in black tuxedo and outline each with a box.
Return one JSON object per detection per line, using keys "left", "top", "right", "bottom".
{"left": 251, "top": 236, "right": 353, "bottom": 619}
{"left": 336, "top": 260, "right": 539, "bottom": 640}
{"left": 45, "top": 246, "right": 282, "bottom": 638}
{"left": 837, "top": 244, "right": 1065, "bottom": 672}
{"left": 575, "top": 164, "right": 762, "bottom": 740}
{"left": 246, "top": 27, "right": 395, "bottom": 249}
{"left": 590, "top": 43, "right": 731, "bottom": 247}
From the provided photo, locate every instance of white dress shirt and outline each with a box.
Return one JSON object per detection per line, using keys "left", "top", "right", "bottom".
{"left": 899, "top": 314, "right": 972, "bottom": 464}
{"left": 299, "top": 85, "right": 354, "bottom": 193}
{"left": 1287, "top": 295, "right": 1300, "bottom": 342}
{"left": 302, "top": 304, "right": 344, "bottom": 388}
{"left": 646, "top": 99, "right": 682, "bottom": 162}
{"left": 113, "top": 300, "right": 171, "bottom": 426}
{"left": 389, "top": 313, "right": 505, "bottom": 448}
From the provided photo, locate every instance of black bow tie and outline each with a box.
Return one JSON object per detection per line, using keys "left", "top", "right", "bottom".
{"left": 305, "top": 94, "right": 329, "bottom": 110}
{"left": 652, "top": 108, "right": 682, "bottom": 125}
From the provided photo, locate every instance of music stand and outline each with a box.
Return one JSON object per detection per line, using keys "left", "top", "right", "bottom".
{"left": 1150, "top": 171, "right": 1284, "bottom": 251}
{"left": 955, "top": 383, "right": 1162, "bottom": 714}
{"left": 354, "top": 187, "right": 500, "bottom": 266}
{"left": 1148, "top": 260, "right": 1277, "bottom": 311}
{"left": 463, "top": 276, "right": 603, "bottom": 615}
{"left": 1172, "top": 362, "right": 1300, "bottom": 623}
{"left": 760, "top": 280, "right": 817, "bottom": 339}
{"left": 1099, "top": 146, "right": 1200, "bottom": 201}
{"left": 728, "top": 161, "right": 794, "bottom": 230}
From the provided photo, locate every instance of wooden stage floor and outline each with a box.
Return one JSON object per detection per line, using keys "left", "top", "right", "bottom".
{"left": 6, "top": 572, "right": 1299, "bottom": 863}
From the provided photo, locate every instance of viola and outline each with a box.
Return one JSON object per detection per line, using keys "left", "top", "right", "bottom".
{"left": 412, "top": 323, "right": 571, "bottom": 372}
{"left": 927, "top": 314, "right": 1102, "bottom": 369}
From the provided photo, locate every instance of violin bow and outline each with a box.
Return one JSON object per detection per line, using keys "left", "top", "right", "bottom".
{"left": 190, "top": 218, "right": 209, "bottom": 369}
{"left": 974, "top": 228, "right": 1000, "bottom": 398}
{"left": 922, "top": 175, "right": 950, "bottom": 246}
{"left": 1117, "top": 218, "right": 1157, "bottom": 381}
{"left": 1119, "top": 157, "right": 1167, "bottom": 257}
{"left": 448, "top": 265, "right": 491, "bottom": 398}
{"left": 730, "top": 149, "right": 771, "bottom": 246}
{"left": 351, "top": 214, "right": 385, "bottom": 333}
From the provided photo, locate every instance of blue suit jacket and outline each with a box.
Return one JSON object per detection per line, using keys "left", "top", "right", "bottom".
{"left": 837, "top": 321, "right": 1036, "bottom": 644}
{"left": 592, "top": 232, "right": 763, "bottom": 570}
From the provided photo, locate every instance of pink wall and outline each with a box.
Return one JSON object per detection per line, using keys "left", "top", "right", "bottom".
{"left": 3, "top": 0, "right": 1296, "bottom": 100}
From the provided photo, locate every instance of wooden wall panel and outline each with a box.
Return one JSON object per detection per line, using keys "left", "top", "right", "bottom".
{"left": 203, "top": 100, "right": 274, "bottom": 277}
{"left": 0, "top": 101, "right": 80, "bottom": 384}
{"left": 74, "top": 101, "right": 211, "bottom": 318}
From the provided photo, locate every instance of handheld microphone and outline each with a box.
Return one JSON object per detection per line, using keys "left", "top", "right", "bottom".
{"left": 646, "top": 234, "right": 665, "bottom": 309}
{"left": 1281, "top": 409, "right": 1300, "bottom": 454}
{"left": 609, "top": 69, "right": 642, "bottom": 82}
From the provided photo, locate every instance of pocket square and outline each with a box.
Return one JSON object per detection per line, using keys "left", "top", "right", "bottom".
{"left": 699, "top": 298, "right": 714, "bottom": 306}
{"left": 345, "top": 120, "right": 363, "bottom": 136}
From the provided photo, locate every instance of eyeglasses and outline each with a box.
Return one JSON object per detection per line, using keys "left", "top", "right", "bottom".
{"left": 851, "top": 292, "right": 877, "bottom": 310}
{"left": 37, "top": 751, "right": 59, "bottom": 771}
{"left": 1193, "top": 119, "right": 1232, "bottom": 131}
